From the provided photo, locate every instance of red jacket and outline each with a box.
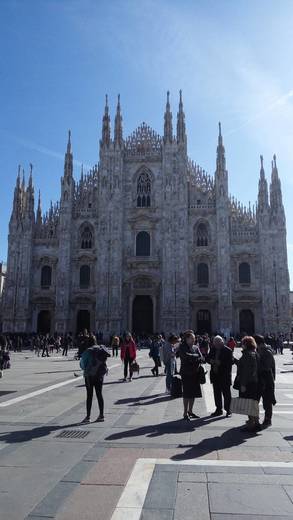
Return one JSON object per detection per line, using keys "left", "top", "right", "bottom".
{"left": 120, "top": 340, "right": 137, "bottom": 361}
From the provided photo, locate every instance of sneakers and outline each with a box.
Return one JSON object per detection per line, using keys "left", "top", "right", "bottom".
{"left": 226, "top": 411, "right": 232, "bottom": 418}
{"left": 188, "top": 412, "right": 200, "bottom": 419}
{"left": 262, "top": 419, "right": 272, "bottom": 428}
{"left": 123, "top": 378, "right": 127, "bottom": 382}
{"left": 96, "top": 415, "right": 105, "bottom": 422}
{"left": 210, "top": 409, "right": 223, "bottom": 417}
{"left": 128, "top": 377, "right": 132, "bottom": 382}
{"left": 81, "top": 416, "right": 90, "bottom": 424}
{"left": 183, "top": 414, "right": 191, "bottom": 421}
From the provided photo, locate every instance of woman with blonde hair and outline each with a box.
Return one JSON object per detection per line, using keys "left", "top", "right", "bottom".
{"left": 237, "top": 335, "right": 261, "bottom": 432}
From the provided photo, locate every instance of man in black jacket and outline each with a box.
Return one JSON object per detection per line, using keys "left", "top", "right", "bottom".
{"left": 206, "top": 335, "right": 233, "bottom": 417}
{"left": 254, "top": 334, "right": 276, "bottom": 428}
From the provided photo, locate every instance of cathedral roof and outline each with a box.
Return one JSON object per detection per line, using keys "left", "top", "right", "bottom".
{"left": 125, "top": 122, "right": 162, "bottom": 158}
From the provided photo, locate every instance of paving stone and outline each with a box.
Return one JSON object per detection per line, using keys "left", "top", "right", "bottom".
{"left": 82, "top": 445, "right": 106, "bottom": 462}
{"left": 154, "top": 463, "right": 263, "bottom": 474}
{"left": 143, "top": 470, "right": 178, "bottom": 510}
{"left": 81, "top": 447, "right": 142, "bottom": 485}
{"left": 263, "top": 466, "right": 293, "bottom": 475}
{"left": 28, "top": 481, "right": 76, "bottom": 517}
{"left": 55, "top": 484, "right": 122, "bottom": 520}
{"left": 207, "top": 472, "right": 293, "bottom": 485}
{"left": 178, "top": 472, "right": 207, "bottom": 482}
{"left": 140, "top": 509, "right": 174, "bottom": 519}
{"left": 211, "top": 514, "right": 292, "bottom": 520}
{"left": 174, "top": 482, "right": 210, "bottom": 520}
{"left": 208, "top": 482, "right": 293, "bottom": 515}
{"left": 61, "top": 460, "right": 95, "bottom": 482}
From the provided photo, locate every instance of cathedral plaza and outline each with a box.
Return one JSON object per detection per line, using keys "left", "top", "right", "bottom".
{"left": 1, "top": 1, "right": 293, "bottom": 519}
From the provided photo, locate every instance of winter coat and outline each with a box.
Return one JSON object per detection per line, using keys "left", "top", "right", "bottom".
{"left": 120, "top": 339, "right": 137, "bottom": 361}
{"left": 206, "top": 346, "right": 233, "bottom": 385}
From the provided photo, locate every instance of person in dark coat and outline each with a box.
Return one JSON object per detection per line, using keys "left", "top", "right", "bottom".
{"left": 254, "top": 334, "right": 276, "bottom": 428}
{"left": 178, "top": 330, "right": 203, "bottom": 420}
{"left": 206, "top": 335, "right": 233, "bottom": 418}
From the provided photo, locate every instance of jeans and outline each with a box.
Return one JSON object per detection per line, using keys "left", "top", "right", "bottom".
{"left": 165, "top": 359, "right": 176, "bottom": 391}
{"left": 85, "top": 376, "right": 104, "bottom": 417}
{"left": 112, "top": 346, "right": 119, "bottom": 357}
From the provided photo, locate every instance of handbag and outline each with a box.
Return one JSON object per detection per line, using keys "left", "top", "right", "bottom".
{"left": 197, "top": 365, "right": 206, "bottom": 385}
{"left": 233, "top": 374, "right": 240, "bottom": 390}
{"left": 230, "top": 397, "right": 259, "bottom": 417}
{"left": 131, "top": 361, "right": 140, "bottom": 373}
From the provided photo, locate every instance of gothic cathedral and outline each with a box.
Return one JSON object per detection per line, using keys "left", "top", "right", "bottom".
{"left": 2, "top": 92, "right": 291, "bottom": 337}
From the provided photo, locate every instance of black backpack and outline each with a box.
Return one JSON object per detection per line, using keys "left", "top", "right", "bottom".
{"left": 87, "top": 347, "right": 108, "bottom": 378}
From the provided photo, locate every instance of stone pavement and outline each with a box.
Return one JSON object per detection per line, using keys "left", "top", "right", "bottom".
{"left": 1, "top": 348, "right": 293, "bottom": 519}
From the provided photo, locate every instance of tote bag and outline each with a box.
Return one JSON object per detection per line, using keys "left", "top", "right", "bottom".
{"left": 230, "top": 397, "right": 259, "bottom": 417}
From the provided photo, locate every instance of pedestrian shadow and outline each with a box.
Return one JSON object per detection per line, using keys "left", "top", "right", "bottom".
{"left": 171, "top": 426, "right": 258, "bottom": 461}
{"left": 115, "top": 394, "right": 163, "bottom": 405}
{"left": 0, "top": 421, "right": 87, "bottom": 445}
{"left": 105, "top": 419, "right": 195, "bottom": 440}
{"left": 284, "top": 435, "right": 293, "bottom": 442}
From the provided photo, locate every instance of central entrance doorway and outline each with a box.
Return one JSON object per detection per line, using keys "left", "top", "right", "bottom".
{"left": 197, "top": 309, "right": 211, "bottom": 334}
{"left": 37, "top": 310, "right": 51, "bottom": 334}
{"left": 76, "top": 310, "right": 91, "bottom": 334}
{"left": 132, "top": 295, "right": 153, "bottom": 335}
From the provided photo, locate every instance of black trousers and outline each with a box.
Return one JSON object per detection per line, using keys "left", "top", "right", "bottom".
{"left": 261, "top": 390, "right": 273, "bottom": 421}
{"left": 85, "top": 376, "right": 104, "bottom": 417}
{"left": 112, "top": 346, "right": 118, "bottom": 357}
{"left": 152, "top": 357, "right": 160, "bottom": 376}
{"left": 212, "top": 379, "right": 231, "bottom": 413}
{"left": 62, "top": 346, "right": 68, "bottom": 356}
{"left": 42, "top": 346, "right": 49, "bottom": 357}
{"left": 124, "top": 358, "right": 133, "bottom": 379}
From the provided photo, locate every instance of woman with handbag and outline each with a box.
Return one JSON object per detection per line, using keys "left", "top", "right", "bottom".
{"left": 236, "top": 336, "right": 261, "bottom": 432}
{"left": 178, "top": 330, "right": 204, "bottom": 420}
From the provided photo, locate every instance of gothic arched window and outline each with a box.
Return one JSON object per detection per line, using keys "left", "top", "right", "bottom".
{"left": 239, "top": 262, "right": 251, "bottom": 284}
{"left": 80, "top": 265, "right": 91, "bottom": 288}
{"left": 41, "top": 265, "right": 52, "bottom": 288}
{"left": 137, "top": 171, "right": 151, "bottom": 207}
{"left": 81, "top": 226, "right": 93, "bottom": 249}
{"left": 136, "top": 231, "right": 151, "bottom": 256}
{"left": 196, "top": 223, "right": 209, "bottom": 247}
{"left": 197, "top": 263, "right": 209, "bottom": 286}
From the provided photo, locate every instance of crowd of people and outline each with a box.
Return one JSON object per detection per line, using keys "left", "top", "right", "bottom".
{"left": 0, "top": 328, "right": 287, "bottom": 433}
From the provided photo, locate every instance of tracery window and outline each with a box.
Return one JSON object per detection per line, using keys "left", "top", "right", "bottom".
{"left": 239, "top": 262, "right": 251, "bottom": 285}
{"left": 197, "top": 263, "right": 209, "bottom": 286}
{"left": 80, "top": 265, "right": 91, "bottom": 288}
{"left": 136, "top": 231, "right": 151, "bottom": 256}
{"left": 81, "top": 226, "right": 93, "bottom": 249}
{"left": 137, "top": 171, "right": 151, "bottom": 207}
{"left": 196, "top": 223, "right": 209, "bottom": 247}
{"left": 41, "top": 265, "right": 52, "bottom": 288}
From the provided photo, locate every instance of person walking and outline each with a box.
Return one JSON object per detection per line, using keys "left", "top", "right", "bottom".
{"left": 236, "top": 336, "right": 261, "bottom": 432}
{"left": 111, "top": 335, "right": 120, "bottom": 357}
{"left": 41, "top": 334, "right": 50, "bottom": 357}
{"left": 149, "top": 334, "right": 163, "bottom": 376}
{"left": 206, "top": 335, "right": 233, "bottom": 418}
{"left": 120, "top": 332, "right": 137, "bottom": 382}
{"left": 80, "top": 340, "right": 110, "bottom": 423}
{"left": 254, "top": 334, "right": 276, "bottom": 428}
{"left": 178, "top": 330, "right": 203, "bottom": 420}
{"left": 161, "top": 334, "right": 178, "bottom": 393}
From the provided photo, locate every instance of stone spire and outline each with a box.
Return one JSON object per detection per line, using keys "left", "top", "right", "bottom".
{"left": 270, "top": 154, "right": 284, "bottom": 214}
{"left": 25, "top": 163, "right": 35, "bottom": 219}
{"left": 114, "top": 94, "right": 123, "bottom": 147}
{"left": 164, "top": 91, "right": 173, "bottom": 144}
{"left": 216, "top": 122, "right": 226, "bottom": 172}
{"left": 176, "top": 90, "right": 186, "bottom": 145}
{"left": 11, "top": 165, "right": 22, "bottom": 222}
{"left": 257, "top": 155, "right": 269, "bottom": 213}
{"left": 101, "top": 94, "right": 111, "bottom": 147}
{"left": 36, "top": 189, "right": 42, "bottom": 227}
{"left": 64, "top": 129, "right": 73, "bottom": 180}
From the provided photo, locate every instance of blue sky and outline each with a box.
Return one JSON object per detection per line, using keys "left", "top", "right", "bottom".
{"left": 1, "top": 0, "right": 293, "bottom": 287}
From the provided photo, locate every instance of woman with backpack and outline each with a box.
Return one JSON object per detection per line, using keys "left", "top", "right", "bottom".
{"left": 80, "top": 336, "right": 110, "bottom": 423}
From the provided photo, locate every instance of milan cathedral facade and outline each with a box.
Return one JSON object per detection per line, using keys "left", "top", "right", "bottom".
{"left": 1, "top": 93, "right": 291, "bottom": 336}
